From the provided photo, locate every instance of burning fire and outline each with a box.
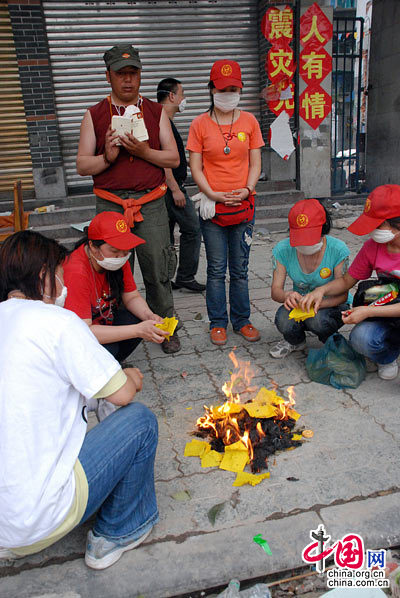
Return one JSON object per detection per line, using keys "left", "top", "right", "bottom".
{"left": 196, "top": 352, "right": 302, "bottom": 473}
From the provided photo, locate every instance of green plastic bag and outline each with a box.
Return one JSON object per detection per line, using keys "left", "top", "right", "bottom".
{"left": 306, "top": 333, "right": 366, "bottom": 389}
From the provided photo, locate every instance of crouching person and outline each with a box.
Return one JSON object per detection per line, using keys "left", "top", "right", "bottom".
{"left": 0, "top": 231, "right": 158, "bottom": 570}
{"left": 270, "top": 199, "right": 350, "bottom": 358}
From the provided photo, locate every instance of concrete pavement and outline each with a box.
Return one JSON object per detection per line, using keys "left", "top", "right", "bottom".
{"left": 1, "top": 211, "right": 400, "bottom": 598}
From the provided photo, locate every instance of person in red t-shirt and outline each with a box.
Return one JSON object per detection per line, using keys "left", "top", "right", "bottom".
{"left": 64, "top": 211, "right": 168, "bottom": 362}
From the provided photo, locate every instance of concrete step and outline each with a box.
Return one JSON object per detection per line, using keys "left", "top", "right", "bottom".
{"left": 254, "top": 217, "right": 288, "bottom": 233}
{"left": 0, "top": 193, "right": 96, "bottom": 213}
{"left": 29, "top": 205, "right": 95, "bottom": 227}
{"left": 30, "top": 222, "right": 84, "bottom": 240}
{"left": 255, "top": 203, "right": 297, "bottom": 220}
{"left": 257, "top": 180, "right": 296, "bottom": 192}
{"left": 256, "top": 189, "right": 304, "bottom": 207}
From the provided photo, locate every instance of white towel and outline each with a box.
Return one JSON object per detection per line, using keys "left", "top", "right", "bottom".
{"left": 191, "top": 191, "right": 216, "bottom": 220}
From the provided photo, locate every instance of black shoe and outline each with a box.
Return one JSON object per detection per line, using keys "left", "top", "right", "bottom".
{"left": 171, "top": 279, "right": 206, "bottom": 293}
{"left": 161, "top": 331, "right": 181, "bottom": 354}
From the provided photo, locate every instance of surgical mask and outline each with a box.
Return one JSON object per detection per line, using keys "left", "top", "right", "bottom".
{"left": 296, "top": 241, "right": 324, "bottom": 255}
{"left": 370, "top": 229, "right": 397, "bottom": 244}
{"left": 55, "top": 283, "right": 68, "bottom": 308}
{"left": 178, "top": 98, "right": 187, "bottom": 113}
{"left": 213, "top": 92, "right": 240, "bottom": 113}
{"left": 93, "top": 250, "right": 131, "bottom": 271}
{"left": 43, "top": 274, "right": 68, "bottom": 307}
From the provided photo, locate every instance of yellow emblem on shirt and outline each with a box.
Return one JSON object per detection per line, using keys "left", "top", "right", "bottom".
{"left": 320, "top": 267, "right": 331, "bottom": 279}
{"left": 238, "top": 132, "right": 246, "bottom": 142}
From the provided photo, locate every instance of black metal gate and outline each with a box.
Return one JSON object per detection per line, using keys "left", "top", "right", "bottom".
{"left": 331, "top": 16, "right": 363, "bottom": 193}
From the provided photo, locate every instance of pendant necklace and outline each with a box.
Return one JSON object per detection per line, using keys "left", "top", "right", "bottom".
{"left": 213, "top": 109, "right": 235, "bottom": 155}
{"left": 108, "top": 94, "right": 143, "bottom": 119}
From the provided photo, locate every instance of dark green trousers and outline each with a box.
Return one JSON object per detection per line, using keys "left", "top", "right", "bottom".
{"left": 96, "top": 191, "right": 176, "bottom": 318}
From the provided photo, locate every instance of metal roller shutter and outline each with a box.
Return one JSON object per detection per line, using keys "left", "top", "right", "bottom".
{"left": 0, "top": 0, "right": 34, "bottom": 195}
{"left": 42, "top": 0, "right": 261, "bottom": 190}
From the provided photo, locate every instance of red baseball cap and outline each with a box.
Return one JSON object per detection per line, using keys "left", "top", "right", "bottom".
{"left": 210, "top": 60, "right": 243, "bottom": 89}
{"left": 88, "top": 212, "right": 146, "bottom": 250}
{"left": 347, "top": 185, "right": 400, "bottom": 236}
{"left": 288, "top": 199, "right": 326, "bottom": 247}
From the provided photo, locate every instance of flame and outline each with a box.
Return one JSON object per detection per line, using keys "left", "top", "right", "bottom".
{"left": 256, "top": 422, "right": 265, "bottom": 438}
{"left": 222, "top": 351, "right": 257, "bottom": 403}
{"left": 196, "top": 352, "right": 298, "bottom": 470}
{"left": 240, "top": 429, "right": 254, "bottom": 461}
{"left": 287, "top": 385, "right": 296, "bottom": 406}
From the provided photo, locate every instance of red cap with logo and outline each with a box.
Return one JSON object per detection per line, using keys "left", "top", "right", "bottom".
{"left": 88, "top": 212, "right": 146, "bottom": 250}
{"left": 210, "top": 60, "right": 243, "bottom": 90}
{"left": 347, "top": 185, "right": 400, "bottom": 236}
{"left": 288, "top": 199, "right": 326, "bottom": 247}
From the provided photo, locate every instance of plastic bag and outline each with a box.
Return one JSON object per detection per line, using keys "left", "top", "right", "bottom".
{"left": 306, "top": 333, "right": 366, "bottom": 389}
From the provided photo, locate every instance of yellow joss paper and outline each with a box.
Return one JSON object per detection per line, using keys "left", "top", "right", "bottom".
{"left": 254, "top": 387, "right": 281, "bottom": 404}
{"left": 244, "top": 402, "right": 277, "bottom": 419}
{"left": 289, "top": 307, "right": 315, "bottom": 322}
{"left": 287, "top": 408, "right": 301, "bottom": 421}
{"left": 219, "top": 450, "right": 249, "bottom": 473}
{"left": 211, "top": 403, "right": 243, "bottom": 420}
{"left": 292, "top": 434, "right": 303, "bottom": 441}
{"left": 184, "top": 439, "right": 211, "bottom": 458}
{"left": 201, "top": 450, "right": 223, "bottom": 468}
{"left": 225, "top": 440, "right": 247, "bottom": 452}
{"left": 233, "top": 472, "right": 270, "bottom": 487}
{"left": 155, "top": 316, "right": 178, "bottom": 341}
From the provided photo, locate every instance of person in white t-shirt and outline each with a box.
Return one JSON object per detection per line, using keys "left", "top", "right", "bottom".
{"left": 0, "top": 230, "right": 159, "bottom": 570}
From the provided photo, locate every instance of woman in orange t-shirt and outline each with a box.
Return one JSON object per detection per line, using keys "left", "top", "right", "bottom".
{"left": 187, "top": 59, "right": 265, "bottom": 346}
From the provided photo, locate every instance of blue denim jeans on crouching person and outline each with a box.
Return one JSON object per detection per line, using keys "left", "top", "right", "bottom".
{"left": 200, "top": 216, "right": 254, "bottom": 330}
{"left": 78, "top": 402, "right": 159, "bottom": 543}
{"left": 349, "top": 319, "right": 400, "bottom": 365}
{"left": 275, "top": 303, "right": 349, "bottom": 345}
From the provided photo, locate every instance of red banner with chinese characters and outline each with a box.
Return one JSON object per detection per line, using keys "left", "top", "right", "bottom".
{"left": 267, "top": 47, "right": 296, "bottom": 83}
{"left": 299, "top": 2, "right": 332, "bottom": 129}
{"left": 261, "top": 5, "right": 293, "bottom": 47}
{"left": 299, "top": 84, "right": 331, "bottom": 130}
{"left": 261, "top": 5, "right": 296, "bottom": 119}
{"left": 268, "top": 81, "right": 295, "bottom": 117}
{"left": 300, "top": 2, "right": 333, "bottom": 51}
{"left": 299, "top": 46, "right": 332, "bottom": 85}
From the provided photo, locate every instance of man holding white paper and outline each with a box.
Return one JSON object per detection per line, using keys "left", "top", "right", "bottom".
{"left": 77, "top": 44, "right": 181, "bottom": 353}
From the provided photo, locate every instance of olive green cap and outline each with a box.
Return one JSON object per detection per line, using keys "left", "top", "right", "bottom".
{"left": 103, "top": 44, "right": 142, "bottom": 71}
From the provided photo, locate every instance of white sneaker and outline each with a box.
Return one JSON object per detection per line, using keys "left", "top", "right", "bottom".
{"left": 269, "top": 339, "right": 306, "bottom": 359}
{"left": 377, "top": 361, "right": 398, "bottom": 380}
{"left": 85, "top": 528, "right": 152, "bottom": 570}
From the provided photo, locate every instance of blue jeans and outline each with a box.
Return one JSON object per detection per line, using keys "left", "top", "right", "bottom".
{"left": 78, "top": 402, "right": 159, "bottom": 543}
{"left": 200, "top": 216, "right": 254, "bottom": 330}
{"left": 275, "top": 303, "right": 348, "bottom": 345}
{"left": 349, "top": 319, "right": 400, "bottom": 364}
{"left": 166, "top": 187, "right": 202, "bottom": 283}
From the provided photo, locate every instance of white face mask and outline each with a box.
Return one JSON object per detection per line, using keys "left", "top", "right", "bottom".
{"left": 43, "top": 274, "right": 68, "bottom": 307}
{"left": 94, "top": 249, "right": 131, "bottom": 271}
{"left": 55, "top": 283, "right": 68, "bottom": 308}
{"left": 213, "top": 92, "right": 240, "bottom": 113}
{"left": 178, "top": 98, "right": 187, "bottom": 113}
{"left": 370, "top": 229, "right": 397, "bottom": 244}
{"left": 296, "top": 241, "right": 324, "bottom": 255}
